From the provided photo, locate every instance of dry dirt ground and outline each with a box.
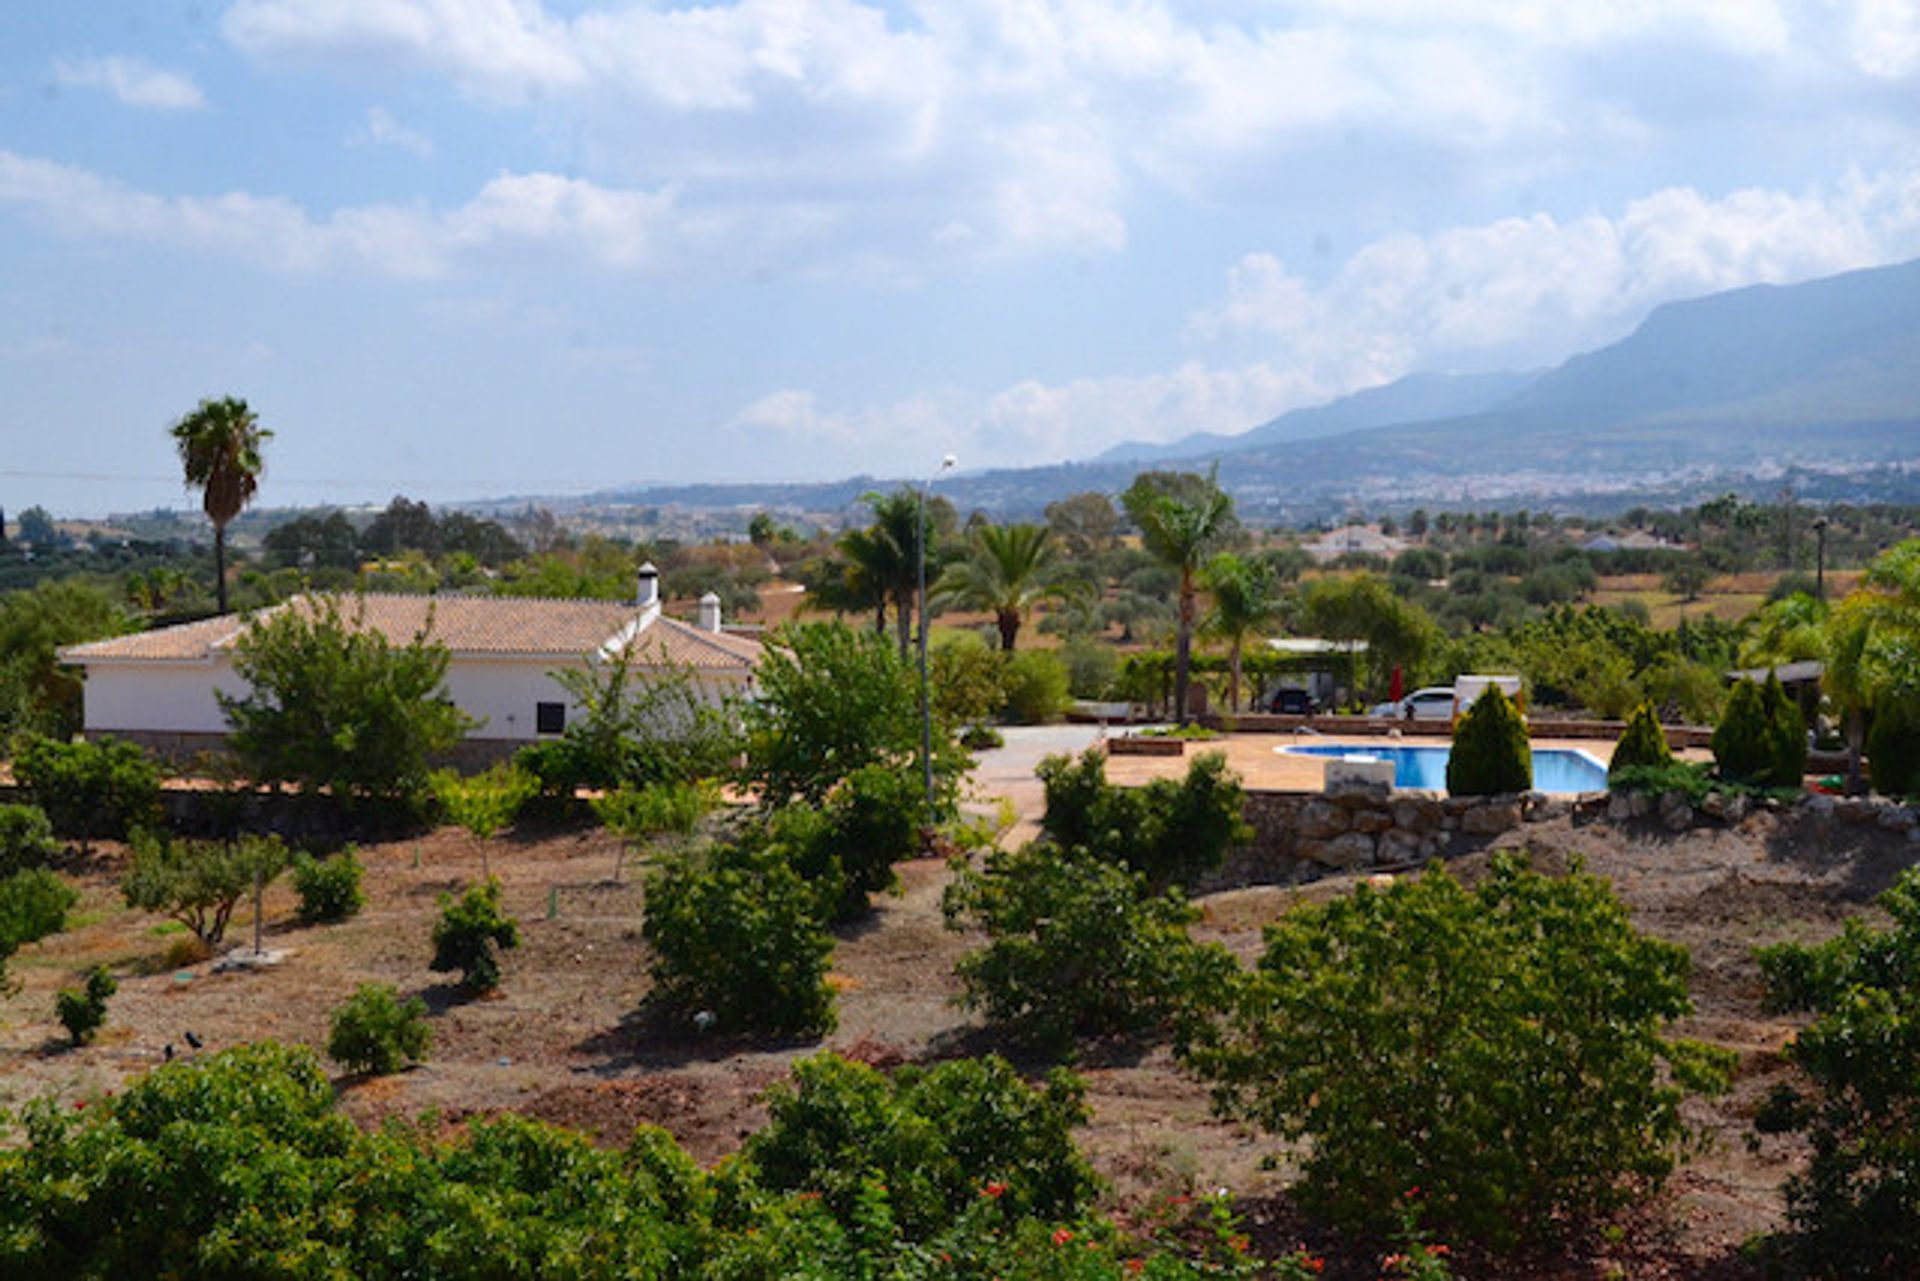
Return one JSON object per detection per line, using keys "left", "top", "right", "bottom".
{"left": 3, "top": 739, "right": 1913, "bottom": 1277}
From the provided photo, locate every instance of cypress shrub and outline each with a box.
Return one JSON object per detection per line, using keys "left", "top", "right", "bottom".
{"left": 1762, "top": 672, "right": 1809, "bottom": 788}
{"left": 1712, "top": 680, "right": 1774, "bottom": 785}
{"left": 1447, "top": 685, "right": 1532, "bottom": 796}
{"left": 1869, "top": 698, "right": 1920, "bottom": 798}
{"left": 1609, "top": 703, "right": 1674, "bottom": 783}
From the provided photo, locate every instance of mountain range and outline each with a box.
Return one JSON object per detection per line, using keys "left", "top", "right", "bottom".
{"left": 559, "top": 255, "right": 1920, "bottom": 523}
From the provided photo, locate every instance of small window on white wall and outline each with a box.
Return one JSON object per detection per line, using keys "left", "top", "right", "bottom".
{"left": 535, "top": 702, "right": 565, "bottom": 735}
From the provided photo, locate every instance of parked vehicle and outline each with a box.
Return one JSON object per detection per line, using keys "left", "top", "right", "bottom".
{"left": 1269, "top": 687, "right": 1320, "bottom": 715}
{"left": 1369, "top": 686, "right": 1457, "bottom": 721}
{"left": 1452, "top": 674, "right": 1525, "bottom": 718}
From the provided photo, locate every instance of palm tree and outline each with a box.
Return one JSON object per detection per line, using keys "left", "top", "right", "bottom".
{"left": 1201, "top": 552, "right": 1280, "bottom": 712}
{"left": 934, "top": 523, "right": 1072, "bottom": 651}
{"left": 170, "top": 396, "right": 271, "bottom": 614}
{"left": 1122, "top": 468, "right": 1236, "bottom": 725}
{"left": 853, "top": 489, "right": 929, "bottom": 660}
{"left": 1825, "top": 539, "right": 1920, "bottom": 793}
{"left": 829, "top": 526, "right": 896, "bottom": 636}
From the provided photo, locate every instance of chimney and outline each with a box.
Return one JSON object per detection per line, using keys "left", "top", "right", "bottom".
{"left": 636, "top": 562, "right": 660, "bottom": 609}
{"left": 698, "top": 591, "right": 722, "bottom": 633}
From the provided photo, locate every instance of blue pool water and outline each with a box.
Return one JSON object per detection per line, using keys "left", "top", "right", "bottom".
{"left": 1282, "top": 743, "right": 1608, "bottom": 794}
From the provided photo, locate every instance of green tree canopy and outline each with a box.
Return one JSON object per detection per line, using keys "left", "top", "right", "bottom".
{"left": 1121, "top": 468, "right": 1237, "bottom": 724}
{"left": 169, "top": 396, "right": 270, "bottom": 614}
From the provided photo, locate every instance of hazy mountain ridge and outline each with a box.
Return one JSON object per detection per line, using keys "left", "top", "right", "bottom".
{"left": 483, "top": 256, "right": 1920, "bottom": 522}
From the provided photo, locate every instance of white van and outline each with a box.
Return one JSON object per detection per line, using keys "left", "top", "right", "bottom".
{"left": 1452, "top": 675, "right": 1525, "bottom": 720}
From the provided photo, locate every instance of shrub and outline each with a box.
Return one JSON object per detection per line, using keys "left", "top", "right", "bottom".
{"left": 1607, "top": 760, "right": 1716, "bottom": 803}
{"left": 642, "top": 842, "right": 835, "bottom": 1039}
{"left": 291, "top": 847, "right": 365, "bottom": 924}
{"left": 12, "top": 735, "right": 161, "bottom": 851}
{"left": 959, "top": 724, "right": 1005, "bottom": 751}
{"left": 55, "top": 966, "right": 115, "bottom": 1045}
{"left": 944, "top": 844, "right": 1235, "bottom": 1056}
{"left": 1059, "top": 636, "right": 1120, "bottom": 700}
{"left": 591, "top": 779, "right": 719, "bottom": 880}
{"left": 929, "top": 632, "right": 1008, "bottom": 728}
{"left": 326, "top": 982, "right": 431, "bottom": 1075}
{"left": 1181, "top": 854, "right": 1733, "bottom": 1250}
{"left": 1869, "top": 696, "right": 1920, "bottom": 797}
{"left": 121, "top": 832, "right": 288, "bottom": 947}
{"left": 431, "top": 764, "right": 538, "bottom": 839}
{"left": 1000, "top": 649, "right": 1071, "bottom": 725}
{"left": 0, "top": 803, "right": 60, "bottom": 876}
{"left": 1714, "top": 675, "right": 1806, "bottom": 788}
{"left": 0, "top": 869, "right": 79, "bottom": 979}
{"left": 429, "top": 878, "right": 519, "bottom": 993}
{"left": 542, "top": 642, "right": 743, "bottom": 793}
{"left": 1608, "top": 702, "right": 1674, "bottom": 782}
{"left": 1755, "top": 868, "right": 1920, "bottom": 1274}
{"left": 1446, "top": 685, "right": 1532, "bottom": 795}
{"left": 743, "top": 1052, "right": 1099, "bottom": 1241}
{"left": 1036, "top": 749, "right": 1250, "bottom": 891}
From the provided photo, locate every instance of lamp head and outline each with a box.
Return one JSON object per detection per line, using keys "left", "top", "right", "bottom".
{"left": 940, "top": 454, "right": 957, "bottom": 472}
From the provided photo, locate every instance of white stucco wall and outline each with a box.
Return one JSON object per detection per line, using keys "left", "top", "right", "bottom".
{"left": 79, "top": 653, "right": 751, "bottom": 741}
{"left": 80, "top": 660, "right": 252, "bottom": 735}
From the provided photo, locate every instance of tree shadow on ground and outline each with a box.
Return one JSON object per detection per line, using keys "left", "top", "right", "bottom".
{"left": 572, "top": 1001, "right": 830, "bottom": 1074}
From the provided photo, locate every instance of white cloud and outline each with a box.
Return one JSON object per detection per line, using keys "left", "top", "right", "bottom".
{"left": 0, "top": 150, "right": 676, "bottom": 278}
{"left": 1194, "top": 170, "right": 1920, "bottom": 388}
{"left": 1849, "top": 0, "right": 1920, "bottom": 77}
{"left": 349, "top": 106, "right": 435, "bottom": 156}
{"left": 53, "top": 55, "right": 205, "bottom": 110}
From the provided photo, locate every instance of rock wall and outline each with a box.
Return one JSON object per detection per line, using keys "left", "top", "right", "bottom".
{"left": 1204, "top": 775, "right": 1572, "bottom": 890}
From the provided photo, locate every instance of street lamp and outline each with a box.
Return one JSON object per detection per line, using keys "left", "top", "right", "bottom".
{"left": 919, "top": 454, "right": 957, "bottom": 824}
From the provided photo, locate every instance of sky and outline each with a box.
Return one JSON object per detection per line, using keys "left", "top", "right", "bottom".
{"left": 6, "top": 1, "right": 1920, "bottom": 517}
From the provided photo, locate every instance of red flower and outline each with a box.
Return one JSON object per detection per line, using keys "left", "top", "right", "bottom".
{"left": 1430, "top": 1244, "right": 1450, "bottom": 1256}
{"left": 1307, "top": 1258, "right": 1325, "bottom": 1273}
{"left": 981, "top": 1181, "right": 1008, "bottom": 1199}
{"left": 1126, "top": 1261, "right": 1145, "bottom": 1275}
{"left": 1052, "top": 1227, "right": 1074, "bottom": 1246}
{"left": 71, "top": 1100, "right": 86, "bottom": 1111}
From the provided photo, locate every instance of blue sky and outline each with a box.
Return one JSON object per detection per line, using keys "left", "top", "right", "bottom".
{"left": 6, "top": 1, "right": 1920, "bottom": 516}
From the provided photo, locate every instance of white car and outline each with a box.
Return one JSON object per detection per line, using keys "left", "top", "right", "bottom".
{"left": 1370, "top": 686, "right": 1457, "bottom": 721}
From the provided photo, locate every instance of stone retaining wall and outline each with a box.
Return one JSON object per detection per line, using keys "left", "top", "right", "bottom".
{"left": 1202, "top": 776, "right": 1570, "bottom": 890}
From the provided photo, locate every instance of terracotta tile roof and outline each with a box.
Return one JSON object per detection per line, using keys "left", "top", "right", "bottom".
{"left": 61, "top": 593, "right": 762, "bottom": 672}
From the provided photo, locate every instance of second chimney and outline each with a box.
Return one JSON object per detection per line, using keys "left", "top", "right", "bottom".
{"left": 636, "top": 562, "right": 660, "bottom": 609}
{"left": 698, "top": 591, "right": 722, "bottom": 633}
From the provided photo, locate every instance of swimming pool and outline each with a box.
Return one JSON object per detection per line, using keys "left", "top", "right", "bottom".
{"left": 1282, "top": 743, "right": 1609, "bottom": 793}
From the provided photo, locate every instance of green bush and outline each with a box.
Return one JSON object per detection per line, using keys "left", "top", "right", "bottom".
{"left": 0, "top": 803, "right": 60, "bottom": 876}
{"left": 1059, "top": 636, "right": 1120, "bottom": 700}
{"left": 12, "top": 734, "right": 161, "bottom": 850}
{"left": 0, "top": 869, "right": 79, "bottom": 981}
{"left": 0, "top": 1039, "right": 1269, "bottom": 1278}
{"left": 291, "top": 847, "right": 365, "bottom": 924}
{"left": 930, "top": 631, "right": 1009, "bottom": 728}
{"left": 1608, "top": 702, "right": 1674, "bottom": 782}
{"left": 1036, "top": 749, "right": 1250, "bottom": 891}
{"left": 1607, "top": 760, "right": 1716, "bottom": 802}
{"left": 326, "top": 982, "right": 431, "bottom": 1075}
{"left": 743, "top": 1053, "right": 1100, "bottom": 1241}
{"left": 1446, "top": 685, "right": 1532, "bottom": 795}
{"left": 1000, "top": 650, "right": 1071, "bottom": 724}
{"left": 121, "top": 832, "right": 288, "bottom": 947}
{"left": 1755, "top": 868, "right": 1920, "bottom": 1274}
{"left": 1868, "top": 696, "right": 1920, "bottom": 797}
{"left": 55, "top": 966, "right": 116, "bottom": 1045}
{"left": 944, "top": 844, "right": 1235, "bottom": 1056}
{"left": 1713, "top": 675, "right": 1806, "bottom": 788}
{"left": 1181, "top": 854, "right": 1733, "bottom": 1250}
{"left": 430, "top": 764, "right": 538, "bottom": 839}
{"left": 641, "top": 841, "right": 835, "bottom": 1039}
{"left": 959, "top": 724, "right": 1005, "bottom": 751}
{"left": 429, "top": 878, "right": 519, "bottom": 993}
{"left": 591, "top": 779, "right": 719, "bottom": 880}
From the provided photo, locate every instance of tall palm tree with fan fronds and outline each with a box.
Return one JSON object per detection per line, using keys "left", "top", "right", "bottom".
{"left": 1202, "top": 552, "right": 1281, "bottom": 712}
{"left": 1123, "top": 468, "right": 1237, "bottom": 725}
{"left": 935, "top": 522, "right": 1073, "bottom": 652}
{"left": 170, "top": 396, "right": 271, "bottom": 614}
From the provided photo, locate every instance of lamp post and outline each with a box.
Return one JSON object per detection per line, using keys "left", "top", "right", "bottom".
{"left": 1813, "top": 515, "right": 1829, "bottom": 600}
{"left": 919, "top": 454, "right": 957, "bottom": 824}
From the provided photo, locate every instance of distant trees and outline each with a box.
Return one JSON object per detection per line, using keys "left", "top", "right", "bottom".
{"left": 169, "top": 396, "right": 271, "bottom": 614}
{"left": 0, "top": 579, "right": 131, "bottom": 739}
